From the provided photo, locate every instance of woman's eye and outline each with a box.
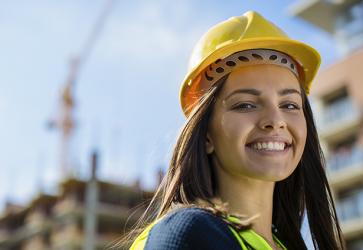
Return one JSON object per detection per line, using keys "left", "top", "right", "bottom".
{"left": 232, "top": 103, "right": 256, "bottom": 110}
{"left": 281, "top": 102, "right": 301, "bottom": 110}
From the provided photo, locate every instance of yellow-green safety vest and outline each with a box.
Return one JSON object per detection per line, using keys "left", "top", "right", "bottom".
{"left": 130, "top": 213, "right": 287, "bottom": 250}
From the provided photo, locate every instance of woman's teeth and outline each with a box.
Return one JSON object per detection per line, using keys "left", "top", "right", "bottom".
{"left": 250, "top": 142, "right": 286, "bottom": 151}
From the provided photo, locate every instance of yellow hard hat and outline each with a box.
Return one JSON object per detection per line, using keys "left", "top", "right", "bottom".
{"left": 180, "top": 10, "right": 321, "bottom": 116}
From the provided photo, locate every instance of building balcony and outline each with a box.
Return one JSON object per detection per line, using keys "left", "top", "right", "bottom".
{"left": 288, "top": 0, "right": 361, "bottom": 34}
{"left": 327, "top": 147, "right": 363, "bottom": 190}
{"left": 336, "top": 16, "right": 363, "bottom": 40}
{"left": 317, "top": 98, "right": 362, "bottom": 143}
{"left": 337, "top": 191, "right": 363, "bottom": 239}
{"left": 341, "top": 217, "right": 363, "bottom": 240}
{"left": 347, "top": 238, "right": 363, "bottom": 249}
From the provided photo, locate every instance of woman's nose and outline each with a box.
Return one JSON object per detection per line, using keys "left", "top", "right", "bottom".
{"left": 258, "top": 108, "right": 287, "bottom": 130}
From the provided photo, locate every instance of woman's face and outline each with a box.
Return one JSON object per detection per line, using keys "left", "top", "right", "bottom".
{"left": 206, "top": 64, "right": 307, "bottom": 182}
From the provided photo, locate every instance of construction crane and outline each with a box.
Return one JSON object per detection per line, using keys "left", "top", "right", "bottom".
{"left": 47, "top": 0, "right": 116, "bottom": 178}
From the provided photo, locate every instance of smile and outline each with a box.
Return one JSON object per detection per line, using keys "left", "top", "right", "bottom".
{"left": 250, "top": 141, "right": 290, "bottom": 151}
{"left": 246, "top": 141, "right": 292, "bottom": 154}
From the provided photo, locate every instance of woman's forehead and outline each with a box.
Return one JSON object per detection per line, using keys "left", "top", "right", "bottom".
{"left": 222, "top": 64, "right": 301, "bottom": 95}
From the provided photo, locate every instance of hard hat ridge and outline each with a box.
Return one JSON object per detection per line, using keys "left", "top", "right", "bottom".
{"left": 200, "top": 49, "right": 300, "bottom": 91}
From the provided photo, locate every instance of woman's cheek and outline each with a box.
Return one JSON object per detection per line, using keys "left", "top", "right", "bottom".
{"left": 290, "top": 115, "right": 307, "bottom": 153}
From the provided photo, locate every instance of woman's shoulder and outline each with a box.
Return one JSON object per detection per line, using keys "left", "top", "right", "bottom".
{"left": 150, "top": 206, "right": 225, "bottom": 234}
{"left": 156, "top": 206, "right": 223, "bottom": 228}
{"left": 139, "top": 207, "right": 241, "bottom": 250}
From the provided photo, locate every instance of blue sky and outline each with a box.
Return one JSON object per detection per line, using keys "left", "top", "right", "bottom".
{"left": 0, "top": 0, "right": 338, "bottom": 213}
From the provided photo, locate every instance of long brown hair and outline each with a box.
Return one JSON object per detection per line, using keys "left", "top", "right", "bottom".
{"left": 117, "top": 74, "right": 345, "bottom": 250}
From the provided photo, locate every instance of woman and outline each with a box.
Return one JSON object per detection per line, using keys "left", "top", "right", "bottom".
{"left": 123, "top": 11, "right": 345, "bottom": 250}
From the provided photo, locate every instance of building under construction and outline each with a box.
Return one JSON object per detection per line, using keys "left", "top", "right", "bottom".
{"left": 291, "top": 0, "right": 363, "bottom": 249}
{"left": 0, "top": 162, "right": 154, "bottom": 250}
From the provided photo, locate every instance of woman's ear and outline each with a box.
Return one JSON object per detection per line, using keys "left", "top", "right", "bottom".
{"left": 205, "top": 132, "right": 214, "bottom": 154}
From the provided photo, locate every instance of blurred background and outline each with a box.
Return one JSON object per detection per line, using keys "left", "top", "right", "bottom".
{"left": 0, "top": 0, "right": 363, "bottom": 249}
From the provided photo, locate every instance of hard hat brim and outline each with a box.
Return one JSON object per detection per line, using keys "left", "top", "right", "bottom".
{"left": 180, "top": 37, "right": 321, "bottom": 116}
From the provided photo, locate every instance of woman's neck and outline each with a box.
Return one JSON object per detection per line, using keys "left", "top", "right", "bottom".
{"left": 214, "top": 166, "right": 276, "bottom": 246}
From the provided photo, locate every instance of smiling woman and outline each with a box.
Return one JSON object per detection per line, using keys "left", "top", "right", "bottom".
{"left": 206, "top": 64, "right": 307, "bottom": 184}
{"left": 119, "top": 11, "right": 346, "bottom": 250}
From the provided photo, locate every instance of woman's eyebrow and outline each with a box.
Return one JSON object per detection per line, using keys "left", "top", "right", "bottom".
{"left": 224, "top": 88, "right": 261, "bottom": 101}
{"left": 224, "top": 88, "right": 301, "bottom": 101}
{"left": 278, "top": 88, "right": 302, "bottom": 97}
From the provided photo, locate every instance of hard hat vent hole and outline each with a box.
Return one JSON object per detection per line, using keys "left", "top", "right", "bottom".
{"left": 269, "top": 55, "right": 277, "bottom": 60}
{"left": 281, "top": 58, "right": 288, "bottom": 64}
{"left": 290, "top": 63, "right": 295, "bottom": 69}
{"left": 252, "top": 53, "right": 263, "bottom": 60}
{"left": 215, "top": 59, "right": 222, "bottom": 64}
{"left": 216, "top": 67, "right": 224, "bottom": 73}
{"left": 226, "top": 61, "right": 236, "bottom": 67}
{"left": 205, "top": 71, "right": 214, "bottom": 81}
{"left": 238, "top": 56, "right": 249, "bottom": 62}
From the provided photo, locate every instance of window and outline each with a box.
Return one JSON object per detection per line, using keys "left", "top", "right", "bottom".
{"left": 337, "top": 184, "right": 363, "bottom": 221}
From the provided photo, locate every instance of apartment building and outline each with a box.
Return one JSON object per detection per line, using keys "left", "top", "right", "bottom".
{"left": 290, "top": 0, "right": 363, "bottom": 56}
{"left": 311, "top": 48, "right": 363, "bottom": 249}
{"left": 290, "top": 1, "right": 363, "bottom": 249}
